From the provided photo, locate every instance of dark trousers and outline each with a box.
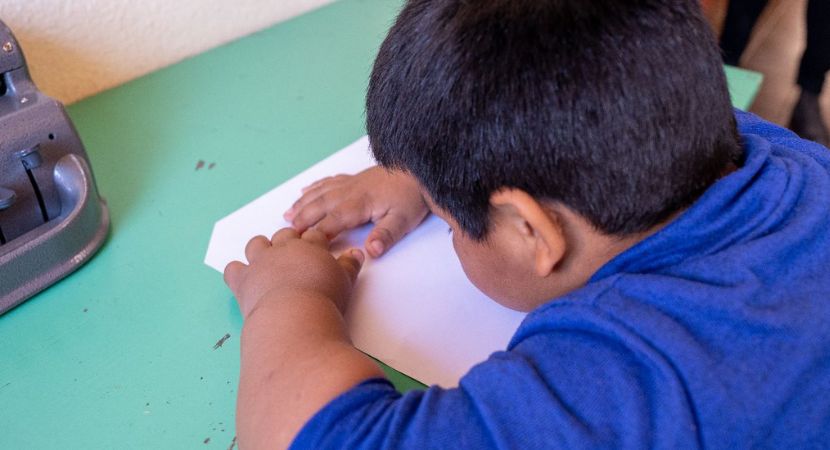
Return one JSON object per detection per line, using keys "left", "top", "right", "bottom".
{"left": 720, "top": 0, "right": 830, "bottom": 94}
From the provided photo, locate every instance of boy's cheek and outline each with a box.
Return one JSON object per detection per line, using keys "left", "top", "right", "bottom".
{"left": 452, "top": 234, "right": 541, "bottom": 312}
{"left": 452, "top": 237, "right": 507, "bottom": 301}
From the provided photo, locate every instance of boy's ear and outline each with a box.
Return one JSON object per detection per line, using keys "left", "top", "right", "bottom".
{"left": 490, "top": 189, "right": 566, "bottom": 277}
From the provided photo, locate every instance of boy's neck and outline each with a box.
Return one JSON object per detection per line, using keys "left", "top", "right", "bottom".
{"left": 535, "top": 204, "right": 684, "bottom": 309}
{"left": 571, "top": 162, "right": 739, "bottom": 291}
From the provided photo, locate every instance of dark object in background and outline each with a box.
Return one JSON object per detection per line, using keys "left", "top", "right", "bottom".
{"left": 0, "top": 20, "right": 110, "bottom": 314}
{"left": 720, "top": 0, "right": 830, "bottom": 146}
{"left": 790, "top": 92, "right": 830, "bottom": 146}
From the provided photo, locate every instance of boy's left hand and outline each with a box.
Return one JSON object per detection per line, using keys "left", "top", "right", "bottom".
{"left": 224, "top": 228, "right": 364, "bottom": 318}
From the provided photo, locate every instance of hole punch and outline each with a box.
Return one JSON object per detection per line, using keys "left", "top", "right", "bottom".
{"left": 0, "top": 19, "right": 109, "bottom": 314}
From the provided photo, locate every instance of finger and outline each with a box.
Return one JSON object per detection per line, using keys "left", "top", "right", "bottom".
{"left": 271, "top": 227, "right": 300, "bottom": 245}
{"left": 313, "top": 202, "right": 372, "bottom": 239}
{"left": 301, "top": 228, "right": 329, "bottom": 248}
{"left": 284, "top": 183, "right": 332, "bottom": 221}
{"left": 365, "top": 210, "right": 426, "bottom": 258}
{"left": 301, "top": 175, "right": 338, "bottom": 193}
{"left": 337, "top": 248, "right": 365, "bottom": 285}
{"left": 245, "top": 235, "right": 271, "bottom": 263}
{"left": 223, "top": 260, "right": 247, "bottom": 295}
{"left": 289, "top": 194, "right": 332, "bottom": 232}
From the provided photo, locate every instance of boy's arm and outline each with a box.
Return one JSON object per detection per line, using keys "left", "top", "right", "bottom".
{"left": 285, "top": 166, "right": 429, "bottom": 258}
{"left": 225, "top": 231, "right": 696, "bottom": 449}
{"left": 225, "top": 229, "right": 384, "bottom": 450}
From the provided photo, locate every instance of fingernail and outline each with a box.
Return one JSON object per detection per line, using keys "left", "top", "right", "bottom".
{"left": 369, "top": 240, "right": 384, "bottom": 255}
{"left": 283, "top": 208, "right": 294, "bottom": 220}
{"left": 351, "top": 249, "right": 365, "bottom": 264}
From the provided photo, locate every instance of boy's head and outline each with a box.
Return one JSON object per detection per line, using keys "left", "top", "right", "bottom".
{"left": 366, "top": 0, "right": 741, "bottom": 309}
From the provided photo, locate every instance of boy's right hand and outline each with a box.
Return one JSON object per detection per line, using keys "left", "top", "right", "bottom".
{"left": 284, "top": 166, "right": 429, "bottom": 258}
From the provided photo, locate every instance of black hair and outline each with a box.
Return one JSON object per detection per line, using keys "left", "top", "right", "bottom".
{"left": 367, "top": 0, "right": 742, "bottom": 238}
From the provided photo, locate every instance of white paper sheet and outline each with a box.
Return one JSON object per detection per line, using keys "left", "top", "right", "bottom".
{"left": 205, "top": 136, "right": 526, "bottom": 387}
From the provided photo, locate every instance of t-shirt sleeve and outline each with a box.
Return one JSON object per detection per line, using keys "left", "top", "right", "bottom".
{"left": 290, "top": 325, "right": 700, "bottom": 450}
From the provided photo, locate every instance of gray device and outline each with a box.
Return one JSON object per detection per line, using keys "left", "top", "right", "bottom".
{"left": 0, "top": 19, "right": 109, "bottom": 314}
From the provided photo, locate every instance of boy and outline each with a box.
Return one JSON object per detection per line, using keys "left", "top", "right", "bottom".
{"left": 224, "top": 0, "right": 830, "bottom": 448}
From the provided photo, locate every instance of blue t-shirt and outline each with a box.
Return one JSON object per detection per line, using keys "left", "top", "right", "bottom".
{"left": 292, "top": 110, "right": 830, "bottom": 449}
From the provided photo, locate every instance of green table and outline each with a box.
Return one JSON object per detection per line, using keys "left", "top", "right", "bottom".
{"left": 0, "top": 1, "right": 762, "bottom": 448}
{"left": 725, "top": 65, "right": 763, "bottom": 111}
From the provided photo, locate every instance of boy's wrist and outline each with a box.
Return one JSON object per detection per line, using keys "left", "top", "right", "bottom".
{"left": 242, "top": 290, "right": 349, "bottom": 342}
{"left": 244, "top": 286, "right": 343, "bottom": 319}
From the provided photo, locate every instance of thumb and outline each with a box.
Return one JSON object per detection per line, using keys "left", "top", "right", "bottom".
{"left": 337, "top": 248, "right": 365, "bottom": 286}
{"left": 366, "top": 210, "right": 423, "bottom": 258}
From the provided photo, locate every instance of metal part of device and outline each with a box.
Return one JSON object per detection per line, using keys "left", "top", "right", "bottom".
{"left": 0, "top": 20, "right": 109, "bottom": 314}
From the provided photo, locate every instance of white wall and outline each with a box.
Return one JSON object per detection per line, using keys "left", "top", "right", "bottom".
{"left": 0, "top": 0, "right": 334, "bottom": 104}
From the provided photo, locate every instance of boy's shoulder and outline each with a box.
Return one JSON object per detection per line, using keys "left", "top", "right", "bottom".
{"left": 505, "top": 109, "right": 830, "bottom": 446}
{"left": 735, "top": 108, "right": 830, "bottom": 167}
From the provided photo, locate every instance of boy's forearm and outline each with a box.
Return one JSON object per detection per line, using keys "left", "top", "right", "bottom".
{"left": 237, "top": 294, "right": 385, "bottom": 450}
